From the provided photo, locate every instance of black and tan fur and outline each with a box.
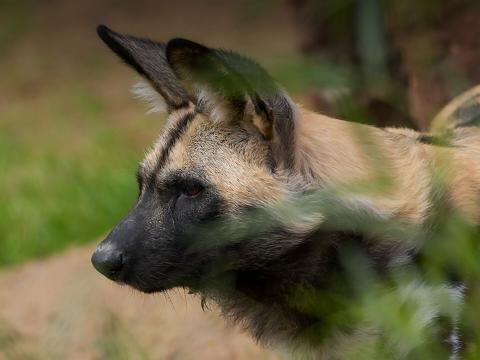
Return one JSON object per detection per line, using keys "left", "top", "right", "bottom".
{"left": 92, "top": 25, "right": 480, "bottom": 359}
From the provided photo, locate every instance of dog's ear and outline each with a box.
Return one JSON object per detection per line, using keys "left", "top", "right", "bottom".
{"left": 166, "top": 38, "right": 297, "bottom": 170}
{"left": 97, "top": 25, "right": 190, "bottom": 112}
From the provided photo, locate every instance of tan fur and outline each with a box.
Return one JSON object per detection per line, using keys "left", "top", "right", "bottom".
{"left": 294, "top": 108, "right": 480, "bottom": 226}
{"left": 146, "top": 102, "right": 480, "bottom": 233}
{"left": 159, "top": 112, "right": 285, "bottom": 211}
{"left": 141, "top": 103, "right": 196, "bottom": 176}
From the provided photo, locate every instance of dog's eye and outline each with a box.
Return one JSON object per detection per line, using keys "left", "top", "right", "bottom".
{"left": 181, "top": 184, "right": 204, "bottom": 198}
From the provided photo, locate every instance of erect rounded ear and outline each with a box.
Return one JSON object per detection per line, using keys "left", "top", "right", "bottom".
{"left": 166, "top": 38, "right": 297, "bottom": 170}
{"left": 96, "top": 25, "right": 190, "bottom": 111}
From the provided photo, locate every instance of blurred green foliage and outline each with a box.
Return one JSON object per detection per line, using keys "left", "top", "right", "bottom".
{"left": 0, "top": 86, "right": 140, "bottom": 267}
{"left": 269, "top": 55, "right": 354, "bottom": 93}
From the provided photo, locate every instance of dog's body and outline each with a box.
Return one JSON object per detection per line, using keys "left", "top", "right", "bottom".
{"left": 92, "top": 26, "right": 480, "bottom": 359}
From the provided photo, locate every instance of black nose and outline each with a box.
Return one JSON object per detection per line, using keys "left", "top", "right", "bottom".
{"left": 91, "top": 244, "right": 123, "bottom": 280}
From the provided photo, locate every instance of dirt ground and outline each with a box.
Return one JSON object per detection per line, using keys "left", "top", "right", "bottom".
{"left": 0, "top": 245, "right": 280, "bottom": 360}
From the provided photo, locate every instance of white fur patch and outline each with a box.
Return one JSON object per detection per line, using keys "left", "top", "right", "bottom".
{"left": 196, "top": 86, "right": 229, "bottom": 123}
{"left": 131, "top": 80, "right": 167, "bottom": 114}
{"left": 447, "top": 284, "right": 465, "bottom": 360}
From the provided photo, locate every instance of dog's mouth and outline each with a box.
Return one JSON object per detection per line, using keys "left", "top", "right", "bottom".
{"left": 117, "top": 274, "right": 173, "bottom": 294}
{"left": 128, "top": 283, "right": 169, "bottom": 294}
{"left": 117, "top": 265, "right": 192, "bottom": 294}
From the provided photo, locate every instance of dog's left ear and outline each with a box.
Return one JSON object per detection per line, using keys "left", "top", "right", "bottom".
{"left": 97, "top": 25, "right": 190, "bottom": 112}
{"left": 166, "top": 39, "right": 297, "bottom": 170}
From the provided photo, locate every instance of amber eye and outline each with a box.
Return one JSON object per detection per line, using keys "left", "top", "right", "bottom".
{"left": 182, "top": 185, "right": 203, "bottom": 198}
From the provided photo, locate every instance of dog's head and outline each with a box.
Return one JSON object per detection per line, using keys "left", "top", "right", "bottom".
{"left": 91, "top": 26, "right": 302, "bottom": 293}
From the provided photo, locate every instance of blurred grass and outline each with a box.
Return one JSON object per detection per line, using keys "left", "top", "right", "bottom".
{"left": 0, "top": 84, "right": 142, "bottom": 267}
{"left": 0, "top": 2, "right": 149, "bottom": 268}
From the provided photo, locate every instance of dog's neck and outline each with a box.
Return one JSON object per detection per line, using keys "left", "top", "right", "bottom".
{"left": 293, "top": 109, "right": 378, "bottom": 185}
{"left": 199, "top": 228, "right": 463, "bottom": 359}
{"left": 200, "top": 230, "right": 386, "bottom": 346}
